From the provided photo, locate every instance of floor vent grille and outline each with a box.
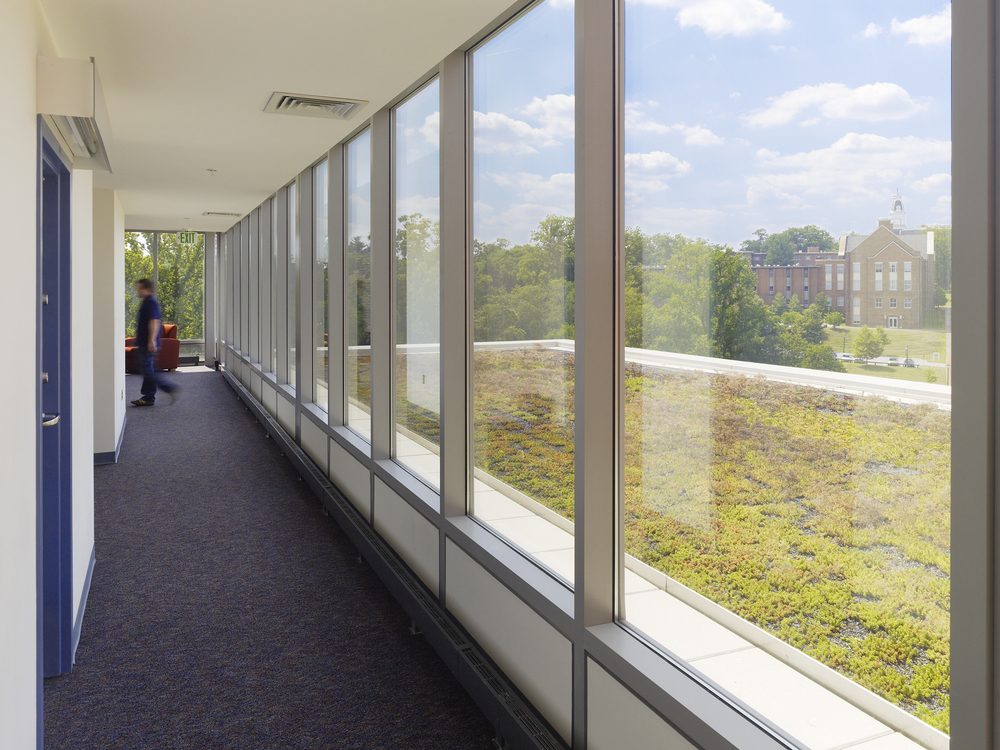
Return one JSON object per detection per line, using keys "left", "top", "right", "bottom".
{"left": 264, "top": 92, "right": 367, "bottom": 121}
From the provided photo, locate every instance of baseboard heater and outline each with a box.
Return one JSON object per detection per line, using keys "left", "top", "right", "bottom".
{"left": 222, "top": 370, "right": 565, "bottom": 750}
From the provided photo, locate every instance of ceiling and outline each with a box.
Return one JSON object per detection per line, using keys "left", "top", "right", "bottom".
{"left": 39, "top": 0, "right": 517, "bottom": 232}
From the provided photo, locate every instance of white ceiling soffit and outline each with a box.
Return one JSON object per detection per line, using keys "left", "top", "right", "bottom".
{"left": 38, "top": 0, "right": 518, "bottom": 231}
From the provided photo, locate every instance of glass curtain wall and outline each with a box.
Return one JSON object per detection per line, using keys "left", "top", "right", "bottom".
{"left": 287, "top": 182, "right": 298, "bottom": 388}
{"left": 314, "top": 160, "right": 330, "bottom": 409}
{"left": 125, "top": 231, "right": 205, "bottom": 360}
{"left": 271, "top": 198, "right": 279, "bottom": 374}
{"left": 125, "top": 231, "right": 155, "bottom": 338}
{"left": 621, "top": 0, "right": 951, "bottom": 739}
{"left": 158, "top": 232, "right": 205, "bottom": 359}
{"left": 347, "top": 131, "right": 373, "bottom": 440}
{"left": 394, "top": 80, "right": 441, "bottom": 487}
{"left": 470, "top": 0, "right": 576, "bottom": 582}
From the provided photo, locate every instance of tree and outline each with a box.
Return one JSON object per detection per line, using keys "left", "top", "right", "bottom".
{"left": 826, "top": 311, "right": 845, "bottom": 328}
{"left": 740, "top": 228, "right": 768, "bottom": 253}
{"left": 812, "top": 293, "right": 832, "bottom": 317}
{"left": 853, "top": 325, "right": 891, "bottom": 363}
{"left": 771, "top": 295, "right": 789, "bottom": 316}
{"left": 788, "top": 294, "right": 801, "bottom": 313}
{"left": 764, "top": 233, "right": 795, "bottom": 266}
{"left": 922, "top": 224, "right": 951, "bottom": 293}
{"left": 710, "top": 249, "right": 770, "bottom": 361}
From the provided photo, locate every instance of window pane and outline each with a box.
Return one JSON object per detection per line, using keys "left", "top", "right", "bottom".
{"left": 125, "top": 232, "right": 155, "bottom": 338}
{"left": 347, "top": 131, "right": 372, "bottom": 440}
{"left": 158, "top": 232, "right": 205, "bottom": 360}
{"left": 623, "top": 0, "right": 950, "bottom": 742}
{"left": 471, "top": 0, "right": 575, "bottom": 582}
{"left": 314, "top": 160, "right": 329, "bottom": 410}
{"left": 271, "top": 198, "right": 278, "bottom": 374}
{"left": 395, "top": 80, "right": 441, "bottom": 488}
{"left": 287, "top": 182, "right": 297, "bottom": 388}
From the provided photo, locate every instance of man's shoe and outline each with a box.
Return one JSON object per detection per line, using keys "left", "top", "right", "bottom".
{"left": 132, "top": 398, "right": 154, "bottom": 407}
{"left": 169, "top": 387, "right": 181, "bottom": 405}
{"left": 130, "top": 398, "right": 145, "bottom": 405}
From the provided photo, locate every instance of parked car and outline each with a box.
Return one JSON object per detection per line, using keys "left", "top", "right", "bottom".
{"left": 834, "top": 352, "right": 855, "bottom": 362}
{"left": 888, "top": 357, "right": 900, "bottom": 366}
{"left": 903, "top": 358, "right": 917, "bottom": 368}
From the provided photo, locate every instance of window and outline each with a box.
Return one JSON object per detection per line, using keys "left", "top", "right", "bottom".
{"left": 125, "top": 232, "right": 155, "bottom": 338}
{"left": 287, "top": 182, "right": 297, "bottom": 387}
{"left": 768, "top": 268, "right": 774, "bottom": 293}
{"left": 890, "top": 279, "right": 897, "bottom": 290}
{"left": 890, "top": 262, "right": 897, "bottom": 274}
{"left": 876, "top": 297, "right": 883, "bottom": 308}
{"left": 890, "top": 297, "right": 897, "bottom": 308}
{"left": 471, "top": 0, "right": 575, "bottom": 578}
{"left": 905, "top": 298, "right": 913, "bottom": 309}
{"left": 904, "top": 262, "right": 912, "bottom": 274}
{"left": 394, "top": 79, "right": 441, "bottom": 487}
{"left": 314, "top": 160, "right": 329, "bottom": 410}
{"left": 622, "top": 0, "right": 951, "bottom": 739}
{"left": 347, "top": 131, "right": 373, "bottom": 440}
{"left": 876, "top": 279, "right": 883, "bottom": 291}
{"left": 271, "top": 198, "right": 278, "bottom": 374}
{"left": 904, "top": 279, "right": 912, "bottom": 291}
{"left": 853, "top": 262, "right": 861, "bottom": 290}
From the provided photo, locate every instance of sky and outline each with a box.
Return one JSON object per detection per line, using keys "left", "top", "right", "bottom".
{"left": 454, "top": 0, "right": 951, "bottom": 247}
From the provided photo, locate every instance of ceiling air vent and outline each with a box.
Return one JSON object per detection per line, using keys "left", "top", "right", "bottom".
{"left": 263, "top": 92, "right": 367, "bottom": 121}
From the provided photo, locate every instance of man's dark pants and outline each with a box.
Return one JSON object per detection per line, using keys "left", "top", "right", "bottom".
{"left": 139, "top": 350, "right": 176, "bottom": 403}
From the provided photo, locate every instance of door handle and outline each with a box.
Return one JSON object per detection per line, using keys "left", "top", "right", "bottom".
{"left": 42, "top": 413, "right": 60, "bottom": 427}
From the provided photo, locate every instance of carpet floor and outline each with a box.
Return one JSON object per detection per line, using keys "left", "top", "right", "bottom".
{"left": 44, "top": 368, "right": 494, "bottom": 750}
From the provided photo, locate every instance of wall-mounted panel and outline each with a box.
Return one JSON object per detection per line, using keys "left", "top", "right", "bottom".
{"left": 261, "top": 380, "right": 278, "bottom": 419}
{"left": 587, "top": 658, "right": 697, "bottom": 750}
{"left": 445, "top": 540, "right": 572, "bottom": 741}
{"left": 250, "top": 371, "right": 262, "bottom": 403}
{"left": 276, "top": 392, "right": 295, "bottom": 435}
{"left": 330, "top": 437, "right": 371, "bottom": 520}
{"left": 301, "top": 416, "right": 329, "bottom": 475}
{"left": 374, "top": 478, "right": 439, "bottom": 595}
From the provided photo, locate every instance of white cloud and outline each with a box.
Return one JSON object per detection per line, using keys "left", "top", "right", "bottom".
{"left": 625, "top": 151, "right": 693, "bottom": 195}
{"left": 770, "top": 45, "right": 784, "bottom": 52}
{"left": 549, "top": 0, "right": 574, "bottom": 8}
{"left": 521, "top": 94, "right": 575, "bottom": 141}
{"left": 420, "top": 112, "right": 439, "bottom": 146}
{"left": 490, "top": 172, "right": 575, "bottom": 209}
{"left": 912, "top": 173, "right": 951, "bottom": 193}
{"left": 472, "top": 94, "right": 574, "bottom": 155}
{"left": 397, "top": 193, "right": 440, "bottom": 220}
{"left": 892, "top": 4, "right": 951, "bottom": 46}
{"left": 746, "top": 133, "right": 951, "bottom": 208}
{"left": 932, "top": 195, "right": 952, "bottom": 216}
{"left": 626, "top": 103, "right": 724, "bottom": 145}
{"left": 730, "top": 92, "right": 742, "bottom": 99}
{"left": 862, "top": 22, "right": 883, "bottom": 38}
{"left": 743, "top": 82, "right": 927, "bottom": 127}
{"left": 629, "top": 0, "right": 790, "bottom": 38}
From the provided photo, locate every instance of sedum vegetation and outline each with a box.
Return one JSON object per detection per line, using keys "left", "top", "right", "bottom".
{"left": 467, "top": 350, "right": 950, "bottom": 732}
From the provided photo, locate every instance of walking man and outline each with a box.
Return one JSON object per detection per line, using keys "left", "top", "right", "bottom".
{"left": 131, "top": 278, "right": 178, "bottom": 406}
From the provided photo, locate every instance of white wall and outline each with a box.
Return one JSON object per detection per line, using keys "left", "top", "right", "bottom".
{"left": 93, "top": 188, "right": 126, "bottom": 456}
{"left": 71, "top": 169, "right": 95, "bottom": 624}
{"left": 0, "top": 1, "right": 59, "bottom": 745}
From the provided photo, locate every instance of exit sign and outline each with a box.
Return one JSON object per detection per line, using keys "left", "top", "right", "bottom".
{"left": 177, "top": 232, "right": 197, "bottom": 244}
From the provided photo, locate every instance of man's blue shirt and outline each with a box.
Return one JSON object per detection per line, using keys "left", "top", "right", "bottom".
{"left": 136, "top": 296, "right": 162, "bottom": 348}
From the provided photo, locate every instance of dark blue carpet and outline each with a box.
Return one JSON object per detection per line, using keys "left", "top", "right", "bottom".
{"left": 44, "top": 369, "right": 493, "bottom": 749}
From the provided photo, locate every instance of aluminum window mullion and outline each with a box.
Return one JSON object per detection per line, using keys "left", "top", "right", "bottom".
{"left": 298, "top": 167, "right": 315, "bottom": 409}
{"left": 275, "top": 186, "right": 289, "bottom": 385}
{"left": 204, "top": 232, "right": 217, "bottom": 366}
{"left": 370, "top": 109, "right": 393, "bottom": 462}
{"left": 574, "top": 0, "right": 619, "bottom": 746}
{"left": 328, "top": 147, "right": 346, "bottom": 424}
{"left": 439, "top": 50, "right": 471, "bottom": 606}
{"left": 952, "top": 0, "right": 997, "bottom": 747}
{"left": 259, "top": 200, "right": 273, "bottom": 373}
{"left": 240, "top": 217, "right": 250, "bottom": 353}
{"left": 249, "top": 208, "right": 260, "bottom": 364}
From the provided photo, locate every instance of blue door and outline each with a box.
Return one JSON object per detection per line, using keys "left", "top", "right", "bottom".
{"left": 37, "top": 119, "right": 73, "bottom": 684}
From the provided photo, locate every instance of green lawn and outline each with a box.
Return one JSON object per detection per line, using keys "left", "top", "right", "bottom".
{"left": 826, "top": 326, "right": 946, "bottom": 362}
{"left": 459, "top": 350, "right": 950, "bottom": 733}
{"left": 841, "top": 362, "right": 944, "bottom": 383}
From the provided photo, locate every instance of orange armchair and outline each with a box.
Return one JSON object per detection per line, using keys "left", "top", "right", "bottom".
{"left": 126, "top": 323, "right": 181, "bottom": 373}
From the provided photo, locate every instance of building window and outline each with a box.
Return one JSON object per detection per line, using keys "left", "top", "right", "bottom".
{"left": 838, "top": 296, "right": 844, "bottom": 307}
{"left": 890, "top": 297, "right": 897, "bottom": 308}
{"left": 472, "top": 0, "right": 575, "bottom": 574}
{"left": 313, "top": 159, "right": 329, "bottom": 411}
{"left": 890, "top": 262, "right": 897, "bottom": 274}
{"left": 875, "top": 297, "right": 883, "bottom": 308}
{"left": 825, "top": 264, "right": 832, "bottom": 290}
{"left": 287, "top": 182, "right": 297, "bottom": 388}
{"left": 853, "top": 262, "right": 860, "bottom": 290}
{"left": 346, "top": 131, "right": 372, "bottom": 440}
{"left": 837, "top": 264, "right": 844, "bottom": 290}
{"left": 904, "top": 298, "right": 912, "bottom": 309}
{"left": 875, "top": 262, "right": 882, "bottom": 273}
{"left": 904, "top": 279, "right": 912, "bottom": 291}
{"left": 890, "top": 279, "right": 897, "bottom": 291}
{"left": 394, "top": 78, "right": 441, "bottom": 488}
{"left": 876, "top": 280, "right": 883, "bottom": 291}
{"left": 904, "top": 262, "right": 912, "bottom": 273}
